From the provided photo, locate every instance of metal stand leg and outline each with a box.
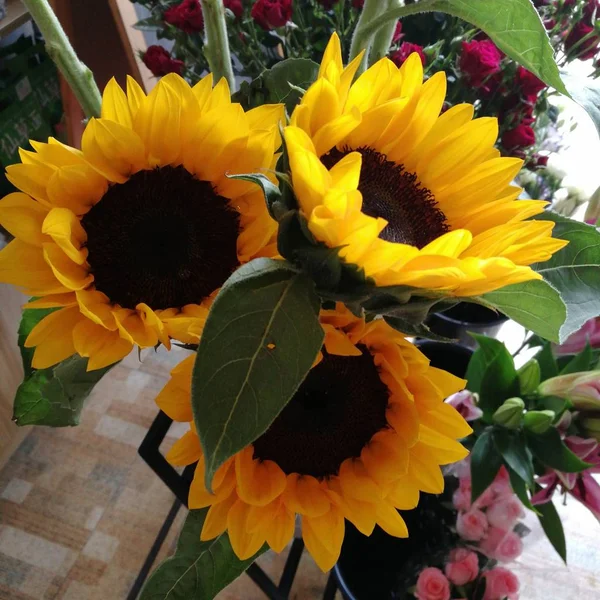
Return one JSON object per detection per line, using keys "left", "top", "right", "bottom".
{"left": 323, "top": 571, "right": 338, "bottom": 600}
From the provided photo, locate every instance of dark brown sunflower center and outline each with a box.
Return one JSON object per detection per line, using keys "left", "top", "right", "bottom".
{"left": 252, "top": 345, "right": 389, "bottom": 478}
{"left": 321, "top": 146, "right": 449, "bottom": 249}
{"left": 82, "top": 166, "right": 240, "bottom": 310}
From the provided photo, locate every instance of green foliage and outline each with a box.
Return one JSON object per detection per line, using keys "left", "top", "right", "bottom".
{"left": 518, "top": 359, "right": 541, "bottom": 395}
{"left": 559, "top": 343, "right": 594, "bottom": 375}
{"left": 470, "top": 428, "right": 504, "bottom": 504}
{"left": 535, "top": 490, "right": 567, "bottom": 563}
{"left": 493, "top": 428, "right": 534, "bottom": 485}
{"left": 234, "top": 58, "right": 320, "bottom": 112}
{"left": 13, "top": 356, "right": 113, "bottom": 427}
{"left": 466, "top": 335, "right": 519, "bottom": 420}
{"left": 481, "top": 280, "right": 566, "bottom": 344}
{"left": 192, "top": 258, "right": 324, "bottom": 490}
{"left": 535, "top": 343, "right": 559, "bottom": 380}
{"left": 526, "top": 428, "right": 592, "bottom": 473}
{"left": 532, "top": 213, "right": 600, "bottom": 342}
{"left": 507, "top": 466, "right": 537, "bottom": 513}
{"left": 139, "top": 509, "right": 265, "bottom": 600}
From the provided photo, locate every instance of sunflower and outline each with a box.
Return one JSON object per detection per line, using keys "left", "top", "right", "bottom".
{"left": 156, "top": 305, "right": 471, "bottom": 571}
{"left": 0, "top": 74, "right": 283, "bottom": 370}
{"left": 284, "top": 34, "right": 567, "bottom": 297}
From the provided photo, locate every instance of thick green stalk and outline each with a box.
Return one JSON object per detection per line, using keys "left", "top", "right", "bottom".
{"left": 200, "top": 0, "right": 236, "bottom": 92}
{"left": 22, "top": 0, "right": 102, "bottom": 119}
{"left": 348, "top": 0, "right": 385, "bottom": 72}
{"left": 369, "top": 0, "right": 401, "bottom": 65}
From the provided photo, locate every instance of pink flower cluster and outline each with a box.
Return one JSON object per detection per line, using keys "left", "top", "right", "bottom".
{"left": 414, "top": 465, "right": 524, "bottom": 600}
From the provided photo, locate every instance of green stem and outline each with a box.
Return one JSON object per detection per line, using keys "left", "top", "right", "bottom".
{"left": 21, "top": 0, "right": 101, "bottom": 118}
{"left": 353, "top": 0, "right": 439, "bottom": 48}
{"left": 369, "top": 0, "right": 401, "bottom": 65}
{"left": 348, "top": 0, "right": 385, "bottom": 72}
{"left": 200, "top": 0, "right": 236, "bottom": 92}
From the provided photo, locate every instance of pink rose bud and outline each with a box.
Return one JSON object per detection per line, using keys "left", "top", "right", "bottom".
{"left": 415, "top": 567, "right": 451, "bottom": 600}
{"left": 453, "top": 488, "right": 471, "bottom": 511}
{"left": 444, "top": 548, "right": 479, "bottom": 585}
{"left": 483, "top": 567, "right": 520, "bottom": 600}
{"left": 480, "top": 526, "right": 508, "bottom": 557}
{"left": 456, "top": 508, "right": 488, "bottom": 541}
{"left": 489, "top": 466, "right": 512, "bottom": 497}
{"left": 473, "top": 486, "right": 496, "bottom": 510}
{"left": 487, "top": 495, "right": 524, "bottom": 530}
{"left": 494, "top": 531, "right": 524, "bottom": 563}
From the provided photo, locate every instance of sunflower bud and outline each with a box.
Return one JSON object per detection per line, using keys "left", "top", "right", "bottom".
{"left": 524, "top": 410, "right": 555, "bottom": 434}
{"left": 580, "top": 415, "right": 600, "bottom": 443}
{"left": 493, "top": 397, "right": 525, "bottom": 429}
{"left": 538, "top": 372, "right": 600, "bottom": 410}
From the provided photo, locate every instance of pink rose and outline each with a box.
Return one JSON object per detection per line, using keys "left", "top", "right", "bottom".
{"left": 474, "top": 486, "right": 496, "bottom": 510}
{"left": 480, "top": 526, "right": 508, "bottom": 557}
{"left": 444, "top": 549, "right": 479, "bottom": 586}
{"left": 415, "top": 567, "right": 451, "bottom": 600}
{"left": 447, "top": 390, "right": 483, "bottom": 422}
{"left": 487, "top": 495, "right": 524, "bottom": 530}
{"left": 456, "top": 508, "right": 488, "bottom": 541}
{"left": 483, "top": 567, "right": 520, "bottom": 600}
{"left": 453, "top": 488, "right": 471, "bottom": 511}
{"left": 489, "top": 466, "right": 511, "bottom": 497}
{"left": 494, "top": 531, "right": 524, "bottom": 563}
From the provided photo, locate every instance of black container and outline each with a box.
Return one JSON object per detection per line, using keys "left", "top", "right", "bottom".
{"left": 333, "top": 342, "right": 473, "bottom": 600}
{"left": 426, "top": 302, "right": 508, "bottom": 349}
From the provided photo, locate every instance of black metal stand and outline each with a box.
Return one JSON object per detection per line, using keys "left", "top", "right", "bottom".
{"left": 130, "top": 410, "right": 330, "bottom": 600}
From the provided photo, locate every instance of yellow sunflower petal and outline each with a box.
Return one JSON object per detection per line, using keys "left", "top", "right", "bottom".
{"left": 72, "top": 318, "right": 133, "bottom": 370}
{"left": 42, "top": 208, "right": 88, "bottom": 265}
{"left": 0, "top": 192, "right": 48, "bottom": 245}
{"left": 101, "top": 77, "right": 133, "bottom": 128}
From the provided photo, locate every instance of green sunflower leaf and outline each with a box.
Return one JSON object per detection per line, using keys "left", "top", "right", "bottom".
{"left": 227, "top": 173, "right": 286, "bottom": 221}
{"left": 138, "top": 508, "right": 266, "bottom": 600}
{"left": 367, "top": 0, "right": 566, "bottom": 94}
{"left": 13, "top": 355, "right": 113, "bottom": 427}
{"left": 192, "top": 258, "right": 324, "bottom": 491}
{"left": 481, "top": 279, "right": 566, "bottom": 344}
{"left": 532, "top": 213, "right": 600, "bottom": 342}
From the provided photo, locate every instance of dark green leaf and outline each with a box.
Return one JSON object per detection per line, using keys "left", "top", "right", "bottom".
{"left": 227, "top": 173, "right": 285, "bottom": 221}
{"left": 262, "top": 58, "right": 320, "bottom": 113}
{"left": 481, "top": 279, "right": 566, "bottom": 344}
{"left": 561, "top": 71, "right": 600, "bottom": 137}
{"left": 526, "top": 428, "right": 591, "bottom": 473}
{"left": 535, "top": 343, "right": 559, "bottom": 380}
{"left": 467, "top": 335, "right": 519, "bottom": 419}
{"left": 419, "top": 0, "right": 567, "bottom": 94}
{"left": 18, "top": 304, "right": 57, "bottom": 378}
{"left": 139, "top": 508, "right": 265, "bottom": 600}
{"left": 535, "top": 490, "right": 567, "bottom": 563}
{"left": 532, "top": 213, "right": 600, "bottom": 342}
{"left": 470, "top": 428, "right": 503, "bottom": 504}
{"left": 560, "top": 343, "right": 593, "bottom": 375}
{"left": 493, "top": 428, "right": 534, "bottom": 485}
{"left": 507, "top": 466, "right": 538, "bottom": 513}
{"left": 538, "top": 395, "right": 569, "bottom": 418}
{"left": 13, "top": 356, "right": 113, "bottom": 427}
{"left": 192, "top": 258, "right": 324, "bottom": 490}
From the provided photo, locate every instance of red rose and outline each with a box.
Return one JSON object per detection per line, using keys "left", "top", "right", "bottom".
{"left": 516, "top": 66, "right": 547, "bottom": 102}
{"left": 459, "top": 39, "right": 502, "bottom": 87}
{"left": 142, "top": 45, "right": 184, "bottom": 76}
{"left": 352, "top": 0, "right": 364, "bottom": 8}
{"left": 565, "top": 22, "right": 599, "bottom": 60}
{"left": 224, "top": 0, "right": 244, "bottom": 18}
{"left": 502, "top": 123, "right": 536, "bottom": 150}
{"left": 251, "top": 0, "right": 292, "bottom": 30}
{"left": 164, "top": 0, "right": 204, "bottom": 33}
{"left": 391, "top": 42, "right": 426, "bottom": 67}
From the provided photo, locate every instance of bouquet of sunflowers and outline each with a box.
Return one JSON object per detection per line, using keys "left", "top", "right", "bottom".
{"left": 2, "top": 0, "right": 600, "bottom": 598}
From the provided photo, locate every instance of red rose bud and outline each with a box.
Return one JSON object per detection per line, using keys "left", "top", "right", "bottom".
{"left": 391, "top": 42, "right": 426, "bottom": 67}
{"left": 392, "top": 21, "right": 403, "bottom": 44}
{"left": 251, "top": 0, "right": 293, "bottom": 30}
{"left": 224, "top": 0, "right": 244, "bottom": 18}
{"left": 459, "top": 39, "right": 502, "bottom": 87}
{"left": 164, "top": 0, "right": 204, "bottom": 33}
{"left": 536, "top": 154, "right": 549, "bottom": 167}
{"left": 352, "top": 0, "right": 364, "bottom": 9}
{"left": 565, "top": 22, "right": 600, "bottom": 60}
{"left": 502, "top": 123, "right": 536, "bottom": 150}
{"left": 142, "top": 45, "right": 184, "bottom": 76}
{"left": 583, "top": 0, "right": 599, "bottom": 24}
{"left": 516, "top": 66, "right": 547, "bottom": 102}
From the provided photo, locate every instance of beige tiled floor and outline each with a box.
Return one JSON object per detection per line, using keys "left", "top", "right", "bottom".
{"left": 0, "top": 345, "right": 598, "bottom": 599}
